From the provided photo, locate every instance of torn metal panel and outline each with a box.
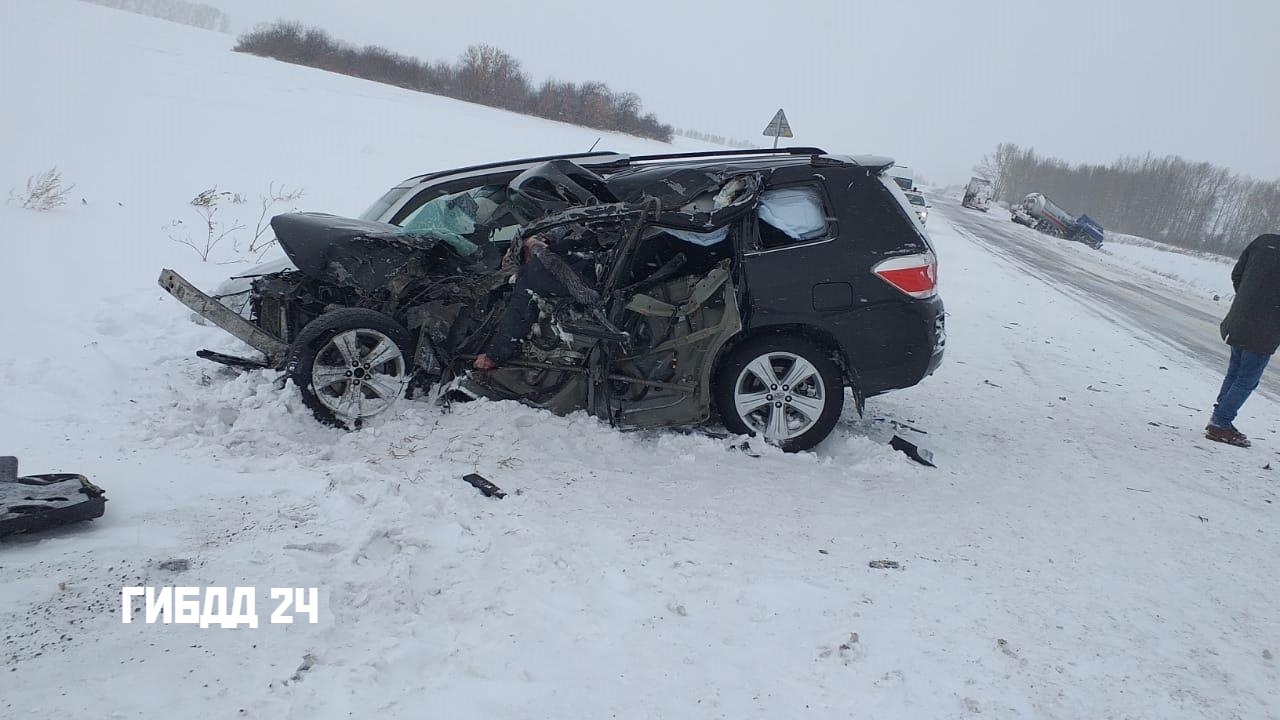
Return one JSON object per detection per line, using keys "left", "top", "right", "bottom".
{"left": 609, "top": 169, "right": 764, "bottom": 232}
{"left": 1, "top": 459, "right": 107, "bottom": 538}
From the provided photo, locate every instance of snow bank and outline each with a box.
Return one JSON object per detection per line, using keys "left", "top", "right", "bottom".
{"left": 1101, "top": 232, "right": 1239, "bottom": 301}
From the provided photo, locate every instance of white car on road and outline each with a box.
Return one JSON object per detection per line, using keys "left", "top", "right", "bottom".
{"left": 905, "top": 190, "right": 930, "bottom": 225}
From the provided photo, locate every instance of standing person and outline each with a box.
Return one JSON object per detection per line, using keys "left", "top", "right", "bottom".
{"left": 1206, "top": 233, "right": 1280, "bottom": 447}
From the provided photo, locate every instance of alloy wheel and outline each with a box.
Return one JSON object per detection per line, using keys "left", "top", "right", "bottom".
{"left": 311, "top": 328, "right": 408, "bottom": 424}
{"left": 733, "top": 351, "right": 827, "bottom": 444}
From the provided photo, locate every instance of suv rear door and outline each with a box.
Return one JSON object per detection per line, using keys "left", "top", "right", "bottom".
{"left": 740, "top": 166, "right": 938, "bottom": 386}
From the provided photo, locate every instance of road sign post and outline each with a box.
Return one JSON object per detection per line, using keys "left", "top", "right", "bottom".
{"left": 762, "top": 108, "right": 793, "bottom": 149}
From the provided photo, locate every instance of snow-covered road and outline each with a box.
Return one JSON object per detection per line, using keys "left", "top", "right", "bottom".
{"left": 938, "top": 199, "right": 1278, "bottom": 399}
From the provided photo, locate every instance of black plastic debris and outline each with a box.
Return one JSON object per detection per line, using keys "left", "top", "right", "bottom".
{"left": 1, "top": 456, "right": 106, "bottom": 538}
{"left": 463, "top": 473, "right": 506, "bottom": 499}
{"left": 889, "top": 435, "right": 936, "bottom": 468}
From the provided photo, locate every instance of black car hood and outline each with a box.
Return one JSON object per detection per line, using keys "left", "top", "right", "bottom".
{"left": 271, "top": 212, "right": 459, "bottom": 294}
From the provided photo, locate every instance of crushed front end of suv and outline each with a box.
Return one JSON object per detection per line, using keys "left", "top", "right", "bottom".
{"left": 160, "top": 149, "right": 944, "bottom": 452}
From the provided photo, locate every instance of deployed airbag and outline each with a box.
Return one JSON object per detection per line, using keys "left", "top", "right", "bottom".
{"left": 758, "top": 187, "right": 828, "bottom": 241}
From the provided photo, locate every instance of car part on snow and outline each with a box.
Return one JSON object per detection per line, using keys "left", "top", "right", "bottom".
{"left": 889, "top": 434, "right": 936, "bottom": 467}
{"left": 1, "top": 457, "right": 107, "bottom": 538}
{"left": 286, "top": 308, "right": 413, "bottom": 429}
{"left": 195, "top": 349, "right": 272, "bottom": 370}
{"left": 714, "top": 335, "right": 844, "bottom": 452}
{"left": 462, "top": 473, "right": 507, "bottom": 499}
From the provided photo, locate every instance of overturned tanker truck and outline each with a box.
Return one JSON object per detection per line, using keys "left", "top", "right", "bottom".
{"left": 159, "top": 149, "right": 946, "bottom": 452}
{"left": 1011, "top": 192, "right": 1105, "bottom": 248}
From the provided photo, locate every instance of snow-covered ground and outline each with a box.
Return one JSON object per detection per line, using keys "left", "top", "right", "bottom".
{"left": 3, "top": 2, "right": 1279, "bottom": 718}
{"left": 1102, "top": 232, "right": 1239, "bottom": 301}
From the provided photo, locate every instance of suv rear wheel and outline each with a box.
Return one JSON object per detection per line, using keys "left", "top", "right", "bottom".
{"left": 715, "top": 335, "right": 844, "bottom": 452}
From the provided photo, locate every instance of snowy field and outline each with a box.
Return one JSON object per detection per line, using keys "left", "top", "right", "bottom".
{"left": 3, "top": 2, "right": 1279, "bottom": 718}
{"left": 1101, "top": 233, "right": 1239, "bottom": 301}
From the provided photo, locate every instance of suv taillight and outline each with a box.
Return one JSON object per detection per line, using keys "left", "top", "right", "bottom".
{"left": 873, "top": 253, "right": 937, "bottom": 299}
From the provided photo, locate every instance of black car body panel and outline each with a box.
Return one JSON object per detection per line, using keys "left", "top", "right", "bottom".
{"left": 734, "top": 163, "right": 943, "bottom": 396}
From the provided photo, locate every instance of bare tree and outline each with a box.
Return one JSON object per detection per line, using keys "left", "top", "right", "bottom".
{"left": 247, "top": 183, "right": 305, "bottom": 253}
{"left": 166, "top": 188, "right": 244, "bottom": 261}
{"left": 234, "top": 22, "right": 674, "bottom": 141}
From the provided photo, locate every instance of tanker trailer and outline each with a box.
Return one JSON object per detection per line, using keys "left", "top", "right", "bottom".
{"left": 1015, "top": 192, "right": 1104, "bottom": 248}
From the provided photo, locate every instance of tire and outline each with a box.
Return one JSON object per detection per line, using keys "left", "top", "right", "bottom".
{"left": 714, "top": 334, "right": 844, "bottom": 452}
{"left": 286, "top": 308, "right": 413, "bottom": 429}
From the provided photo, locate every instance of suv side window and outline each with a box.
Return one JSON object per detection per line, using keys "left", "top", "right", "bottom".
{"left": 754, "top": 185, "right": 834, "bottom": 250}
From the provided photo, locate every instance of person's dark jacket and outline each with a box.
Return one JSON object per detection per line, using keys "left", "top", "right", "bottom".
{"left": 1221, "top": 233, "right": 1280, "bottom": 355}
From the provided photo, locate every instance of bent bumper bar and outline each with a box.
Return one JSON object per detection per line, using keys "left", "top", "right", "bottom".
{"left": 158, "top": 269, "right": 290, "bottom": 367}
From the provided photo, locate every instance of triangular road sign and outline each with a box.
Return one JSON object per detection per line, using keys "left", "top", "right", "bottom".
{"left": 762, "top": 108, "right": 793, "bottom": 138}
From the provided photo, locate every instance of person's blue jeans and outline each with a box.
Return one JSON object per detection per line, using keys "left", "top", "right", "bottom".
{"left": 1211, "top": 346, "right": 1271, "bottom": 428}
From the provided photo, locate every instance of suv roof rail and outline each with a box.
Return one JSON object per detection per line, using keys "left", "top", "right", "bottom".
{"left": 403, "top": 147, "right": 835, "bottom": 186}
{"left": 625, "top": 147, "right": 829, "bottom": 164}
{"left": 407, "top": 151, "right": 630, "bottom": 183}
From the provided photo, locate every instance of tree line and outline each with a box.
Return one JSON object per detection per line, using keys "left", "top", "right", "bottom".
{"left": 80, "top": 0, "right": 231, "bottom": 33}
{"left": 976, "top": 143, "right": 1280, "bottom": 256}
{"left": 234, "top": 22, "right": 674, "bottom": 142}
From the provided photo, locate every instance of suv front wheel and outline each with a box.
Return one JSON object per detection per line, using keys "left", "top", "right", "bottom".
{"left": 715, "top": 335, "right": 844, "bottom": 452}
{"left": 287, "top": 309, "right": 413, "bottom": 429}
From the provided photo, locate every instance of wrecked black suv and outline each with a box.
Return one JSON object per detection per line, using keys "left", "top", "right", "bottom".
{"left": 160, "top": 148, "right": 944, "bottom": 451}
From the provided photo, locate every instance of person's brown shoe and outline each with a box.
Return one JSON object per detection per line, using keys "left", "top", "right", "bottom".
{"left": 1205, "top": 424, "right": 1251, "bottom": 448}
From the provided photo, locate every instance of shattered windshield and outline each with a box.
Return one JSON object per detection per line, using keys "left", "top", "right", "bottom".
{"left": 397, "top": 185, "right": 512, "bottom": 257}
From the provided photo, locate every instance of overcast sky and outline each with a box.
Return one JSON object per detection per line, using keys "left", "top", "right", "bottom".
{"left": 209, "top": 0, "right": 1279, "bottom": 185}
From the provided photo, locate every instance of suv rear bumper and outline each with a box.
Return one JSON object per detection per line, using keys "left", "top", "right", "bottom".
{"left": 845, "top": 297, "right": 945, "bottom": 396}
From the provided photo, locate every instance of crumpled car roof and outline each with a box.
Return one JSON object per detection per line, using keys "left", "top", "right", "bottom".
{"left": 605, "top": 165, "right": 765, "bottom": 231}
